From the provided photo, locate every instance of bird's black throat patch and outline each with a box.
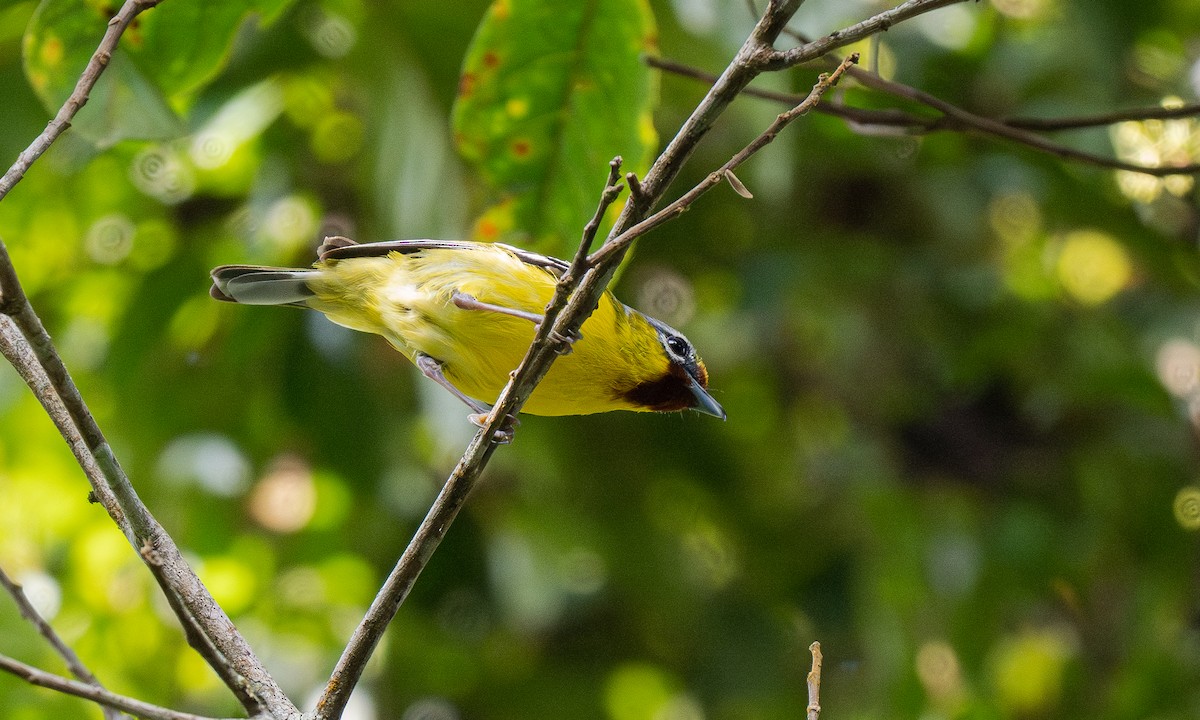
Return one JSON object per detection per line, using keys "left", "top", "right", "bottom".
{"left": 621, "top": 363, "right": 696, "bottom": 412}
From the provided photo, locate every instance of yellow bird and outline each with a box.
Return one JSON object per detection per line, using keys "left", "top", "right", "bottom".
{"left": 210, "top": 237, "right": 724, "bottom": 431}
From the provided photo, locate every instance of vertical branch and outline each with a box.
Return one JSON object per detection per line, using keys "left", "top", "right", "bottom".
{"left": 807, "top": 641, "right": 823, "bottom": 720}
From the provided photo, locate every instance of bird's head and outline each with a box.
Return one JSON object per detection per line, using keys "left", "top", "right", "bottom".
{"left": 621, "top": 317, "right": 726, "bottom": 420}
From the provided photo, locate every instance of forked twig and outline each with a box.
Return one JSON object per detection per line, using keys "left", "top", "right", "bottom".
{"left": 0, "top": 567, "right": 123, "bottom": 720}
{"left": 592, "top": 54, "right": 859, "bottom": 266}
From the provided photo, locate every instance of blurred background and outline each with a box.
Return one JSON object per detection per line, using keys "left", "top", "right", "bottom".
{"left": 2, "top": 0, "right": 1200, "bottom": 718}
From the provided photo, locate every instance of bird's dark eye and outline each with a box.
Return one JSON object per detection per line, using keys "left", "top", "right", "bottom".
{"left": 666, "top": 336, "right": 690, "bottom": 357}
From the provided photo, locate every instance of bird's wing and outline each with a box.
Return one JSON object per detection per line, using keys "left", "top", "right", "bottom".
{"left": 318, "top": 236, "right": 476, "bottom": 261}
{"left": 494, "top": 244, "right": 569, "bottom": 278}
{"left": 316, "top": 236, "right": 570, "bottom": 278}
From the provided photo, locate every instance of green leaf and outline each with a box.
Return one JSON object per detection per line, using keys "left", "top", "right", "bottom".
{"left": 23, "top": 0, "right": 298, "bottom": 146}
{"left": 452, "top": 0, "right": 659, "bottom": 257}
{"left": 71, "top": 51, "right": 185, "bottom": 145}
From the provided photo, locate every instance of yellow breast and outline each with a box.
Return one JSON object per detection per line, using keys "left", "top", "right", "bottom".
{"left": 303, "top": 244, "right": 668, "bottom": 416}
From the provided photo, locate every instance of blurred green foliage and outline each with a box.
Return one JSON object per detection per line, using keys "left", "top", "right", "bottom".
{"left": 1, "top": 1, "right": 1199, "bottom": 719}
{"left": 453, "top": 0, "right": 658, "bottom": 255}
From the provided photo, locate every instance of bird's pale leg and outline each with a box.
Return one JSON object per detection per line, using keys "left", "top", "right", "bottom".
{"left": 414, "top": 352, "right": 517, "bottom": 443}
{"left": 451, "top": 291, "right": 544, "bottom": 323}
{"left": 451, "top": 291, "right": 581, "bottom": 353}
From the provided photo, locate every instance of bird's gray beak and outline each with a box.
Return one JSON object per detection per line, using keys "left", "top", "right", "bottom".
{"left": 686, "top": 373, "right": 726, "bottom": 421}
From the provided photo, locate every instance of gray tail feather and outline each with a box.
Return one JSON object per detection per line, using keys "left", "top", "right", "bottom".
{"left": 210, "top": 265, "right": 318, "bottom": 306}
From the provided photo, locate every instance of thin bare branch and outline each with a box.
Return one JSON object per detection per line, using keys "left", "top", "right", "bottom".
{"left": 806, "top": 641, "right": 823, "bottom": 720}
{"left": 0, "top": 316, "right": 247, "bottom": 717}
{"left": 766, "top": 0, "right": 970, "bottom": 70}
{"left": 0, "top": 566, "right": 124, "bottom": 720}
{"left": 592, "top": 54, "right": 858, "bottom": 267}
{"left": 649, "top": 54, "right": 1200, "bottom": 177}
{"left": 844, "top": 64, "right": 1200, "bottom": 176}
{"left": 0, "top": 314, "right": 120, "bottom": 516}
{"left": 0, "top": 0, "right": 164, "bottom": 203}
{"left": 1005, "top": 102, "right": 1200, "bottom": 131}
{"left": 769, "top": 9, "right": 1200, "bottom": 173}
{"left": 573, "top": 157, "right": 627, "bottom": 269}
{"left": 0, "top": 314, "right": 266, "bottom": 715}
{"left": 0, "top": 653, "right": 254, "bottom": 720}
{"left": 647, "top": 54, "right": 925, "bottom": 128}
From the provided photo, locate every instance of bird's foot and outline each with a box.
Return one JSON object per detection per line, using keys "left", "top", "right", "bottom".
{"left": 468, "top": 411, "right": 520, "bottom": 444}
{"left": 535, "top": 325, "right": 582, "bottom": 355}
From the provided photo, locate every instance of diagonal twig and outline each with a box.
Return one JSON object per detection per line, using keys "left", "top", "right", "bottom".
{"left": 592, "top": 54, "right": 859, "bottom": 266}
{"left": 766, "top": 0, "right": 970, "bottom": 70}
{"left": 0, "top": 0, "right": 164, "bottom": 203}
{"left": 0, "top": 653, "right": 258, "bottom": 720}
{"left": 0, "top": 566, "right": 125, "bottom": 720}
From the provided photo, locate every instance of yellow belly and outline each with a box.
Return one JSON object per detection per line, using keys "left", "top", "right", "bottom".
{"left": 305, "top": 245, "right": 664, "bottom": 416}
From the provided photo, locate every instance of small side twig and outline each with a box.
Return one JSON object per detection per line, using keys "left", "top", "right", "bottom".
{"left": 0, "top": 653, "right": 253, "bottom": 720}
{"left": 0, "top": 0, "right": 165, "bottom": 203}
{"left": 625, "top": 171, "right": 649, "bottom": 208}
{"left": 572, "top": 157, "right": 626, "bottom": 269}
{"left": 767, "top": 0, "right": 969, "bottom": 70}
{"left": 592, "top": 53, "right": 859, "bottom": 267}
{"left": 807, "top": 641, "right": 823, "bottom": 720}
{"left": 0, "top": 566, "right": 124, "bottom": 720}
